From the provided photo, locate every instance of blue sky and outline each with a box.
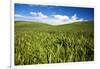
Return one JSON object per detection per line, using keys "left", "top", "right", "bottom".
{"left": 15, "top": 3, "right": 94, "bottom": 25}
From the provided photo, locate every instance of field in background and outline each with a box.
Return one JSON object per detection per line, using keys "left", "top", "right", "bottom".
{"left": 15, "top": 21, "right": 94, "bottom": 65}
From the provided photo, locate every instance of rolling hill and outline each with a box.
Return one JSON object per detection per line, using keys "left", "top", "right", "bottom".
{"left": 15, "top": 21, "right": 94, "bottom": 32}
{"left": 15, "top": 21, "right": 94, "bottom": 65}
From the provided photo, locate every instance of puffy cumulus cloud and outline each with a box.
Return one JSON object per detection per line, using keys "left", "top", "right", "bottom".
{"left": 69, "top": 14, "right": 84, "bottom": 23}
{"left": 38, "top": 12, "right": 48, "bottom": 19}
{"left": 30, "top": 12, "right": 38, "bottom": 16}
{"left": 71, "top": 14, "right": 77, "bottom": 21}
{"left": 52, "top": 15, "right": 69, "bottom": 22}
{"left": 30, "top": 12, "right": 84, "bottom": 24}
{"left": 42, "top": 18, "right": 67, "bottom": 25}
{"left": 51, "top": 14, "right": 84, "bottom": 24}
{"left": 15, "top": 13, "right": 85, "bottom": 25}
{"left": 30, "top": 12, "right": 48, "bottom": 19}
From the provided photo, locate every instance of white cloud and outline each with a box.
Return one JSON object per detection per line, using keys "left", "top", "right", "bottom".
{"left": 15, "top": 13, "right": 86, "bottom": 25}
{"left": 71, "top": 14, "right": 77, "bottom": 21}
{"left": 38, "top": 12, "right": 48, "bottom": 19}
{"left": 52, "top": 15, "right": 69, "bottom": 22}
{"left": 15, "top": 14, "right": 32, "bottom": 19}
{"left": 77, "top": 18, "right": 84, "bottom": 22}
{"left": 15, "top": 14, "right": 36, "bottom": 21}
{"left": 30, "top": 12, "right": 38, "bottom": 16}
{"left": 51, "top": 14, "right": 84, "bottom": 25}
{"left": 68, "top": 14, "right": 84, "bottom": 23}
{"left": 50, "top": 14, "right": 84, "bottom": 25}
{"left": 15, "top": 14, "right": 24, "bottom": 18}
{"left": 30, "top": 12, "right": 48, "bottom": 19}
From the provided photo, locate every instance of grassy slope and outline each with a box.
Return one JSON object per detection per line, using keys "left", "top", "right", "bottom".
{"left": 15, "top": 21, "right": 94, "bottom": 32}
{"left": 15, "top": 21, "right": 94, "bottom": 65}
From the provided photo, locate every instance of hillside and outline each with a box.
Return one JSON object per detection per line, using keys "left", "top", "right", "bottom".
{"left": 15, "top": 21, "right": 94, "bottom": 32}
{"left": 15, "top": 21, "right": 94, "bottom": 65}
